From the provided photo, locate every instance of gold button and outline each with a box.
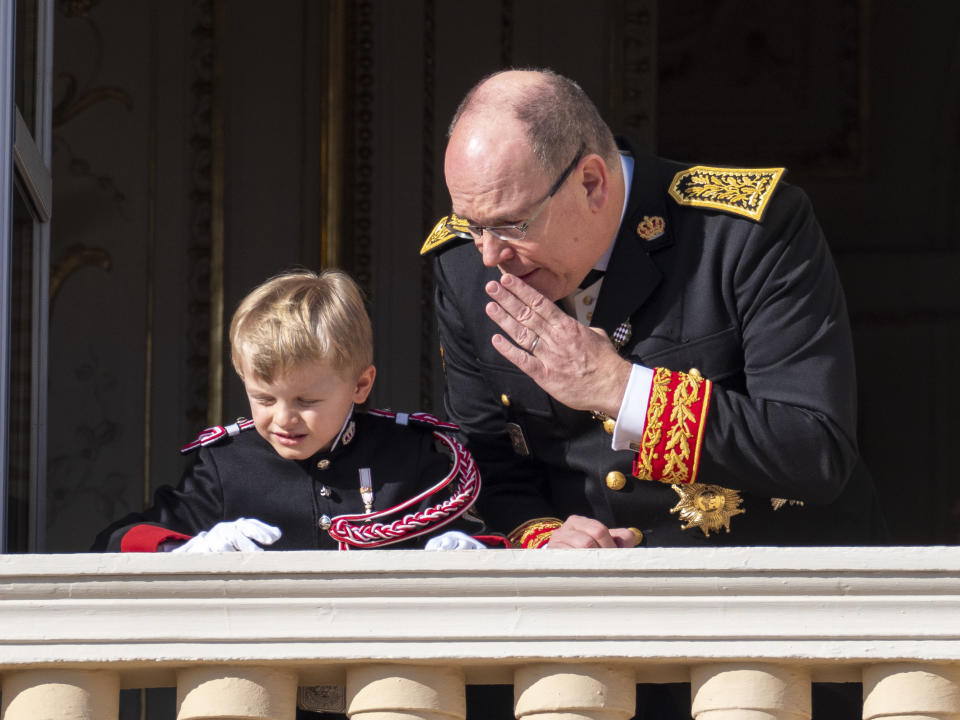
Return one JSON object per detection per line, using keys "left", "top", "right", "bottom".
{"left": 317, "top": 458, "right": 331, "bottom": 470}
{"left": 688, "top": 367, "right": 702, "bottom": 379}
{"left": 586, "top": 311, "right": 593, "bottom": 321}
{"left": 605, "top": 471, "right": 627, "bottom": 491}
{"left": 583, "top": 295, "right": 594, "bottom": 306}
{"left": 628, "top": 527, "right": 644, "bottom": 545}
{"left": 603, "top": 417, "right": 616, "bottom": 435}
{"left": 500, "top": 393, "right": 511, "bottom": 407}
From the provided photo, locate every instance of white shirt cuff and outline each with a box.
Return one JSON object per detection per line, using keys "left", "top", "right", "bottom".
{"left": 611, "top": 364, "right": 654, "bottom": 451}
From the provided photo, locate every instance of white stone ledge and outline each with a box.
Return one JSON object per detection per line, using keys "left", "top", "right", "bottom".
{"left": 0, "top": 546, "right": 958, "bottom": 686}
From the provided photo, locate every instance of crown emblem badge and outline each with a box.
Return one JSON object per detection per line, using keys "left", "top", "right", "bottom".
{"left": 636, "top": 215, "right": 665, "bottom": 241}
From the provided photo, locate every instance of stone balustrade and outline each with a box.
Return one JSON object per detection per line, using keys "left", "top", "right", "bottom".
{"left": 0, "top": 547, "right": 958, "bottom": 719}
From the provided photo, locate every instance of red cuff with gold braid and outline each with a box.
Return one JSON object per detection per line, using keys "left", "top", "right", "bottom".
{"left": 507, "top": 517, "right": 563, "bottom": 549}
{"left": 631, "top": 367, "right": 712, "bottom": 484}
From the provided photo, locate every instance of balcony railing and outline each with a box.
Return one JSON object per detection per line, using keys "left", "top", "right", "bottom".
{"left": 1, "top": 546, "right": 958, "bottom": 719}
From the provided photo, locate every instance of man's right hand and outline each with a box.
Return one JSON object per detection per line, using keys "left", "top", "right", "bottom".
{"left": 545, "top": 515, "right": 640, "bottom": 549}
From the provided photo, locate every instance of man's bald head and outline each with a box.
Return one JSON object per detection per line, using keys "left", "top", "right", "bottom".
{"left": 443, "top": 69, "right": 626, "bottom": 302}
{"left": 448, "top": 69, "right": 619, "bottom": 177}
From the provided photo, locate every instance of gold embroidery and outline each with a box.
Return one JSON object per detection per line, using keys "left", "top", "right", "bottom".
{"left": 661, "top": 373, "right": 704, "bottom": 483}
{"left": 636, "top": 215, "right": 665, "bottom": 241}
{"left": 635, "top": 367, "right": 671, "bottom": 480}
{"left": 420, "top": 215, "right": 459, "bottom": 255}
{"left": 508, "top": 517, "right": 563, "bottom": 549}
{"left": 668, "top": 166, "right": 785, "bottom": 221}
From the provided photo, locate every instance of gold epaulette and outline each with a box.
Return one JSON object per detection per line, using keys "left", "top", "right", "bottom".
{"left": 420, "top": 215, "right": 462, "bottom": 255}
{"left": 668, "top": 166, "right": 785, "bottom": 221}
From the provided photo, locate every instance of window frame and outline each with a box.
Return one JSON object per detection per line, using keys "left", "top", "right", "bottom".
{"left": 2, "top": 0, "right": 54, "bottom": 553}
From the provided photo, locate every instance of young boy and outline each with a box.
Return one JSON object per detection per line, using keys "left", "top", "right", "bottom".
{"left": 92, "top": 269, "right": 498, "bottom": 552}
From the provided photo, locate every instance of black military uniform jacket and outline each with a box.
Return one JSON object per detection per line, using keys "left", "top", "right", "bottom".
{"left": 92, "top": 410, "right": 486, "bottom": 552}
{"left": 429, "top": 138, "right": 886, "bottom": 547}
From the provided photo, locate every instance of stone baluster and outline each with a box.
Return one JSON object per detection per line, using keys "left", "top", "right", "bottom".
{"left": 1, "top": 669, "right": 119, "bottom": 720}
{"left": 176, "top": 666, "right": 297, "bottom": 720}
{"left": 691, "top": 663, "right": 811, "bottom": 720}
{"left": 346, "top": 665, "right": 465, "bottom": 720}
{"left": 514, "top": 664, "right": 635, "bottom": 720}
{"left": 863, "top": 663, "right": 960, "bottom": 720}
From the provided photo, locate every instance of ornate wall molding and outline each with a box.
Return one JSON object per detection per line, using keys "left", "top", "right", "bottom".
{"left": 656, "top": 1, "right": 867, "bottom": 174}
{"left": 185, "top": 0, "right": 214, "bottom": 431}
{"left": 321, "top": 0, "right": 347, "bottom": 270}
{"left": 500, "top": 0, "right": 513, "bottom": 68}
{"left": 619, "top": 0, "right": 656, "bottom": 151}
{"left": 419, "top": 0, "right": 436, "bottom": 411}
{"left": 350, "top": 0, "right": 374, "bottom": 298}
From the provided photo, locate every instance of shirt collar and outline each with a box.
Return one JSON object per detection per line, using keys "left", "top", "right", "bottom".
{"left": 595, "top": 152, "right": 634, "bottom": 273}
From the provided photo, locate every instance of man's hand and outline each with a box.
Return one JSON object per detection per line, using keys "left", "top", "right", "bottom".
{"left": 168, "top": 518, "right": 282, "bottom": 553}
{"left": 485, "top": 274, "right": 632, "bottom": 417}
{"left": 546, "top": 515, "right": 640, "bottom": 549}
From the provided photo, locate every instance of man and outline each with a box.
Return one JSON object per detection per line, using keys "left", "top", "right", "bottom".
{"left": 423, "top": 68, "right": 885, "bottom": 550}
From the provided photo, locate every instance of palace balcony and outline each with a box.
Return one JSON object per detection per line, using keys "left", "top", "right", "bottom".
{"left": 0, "top": 547, "right": 958, "bottom": 719}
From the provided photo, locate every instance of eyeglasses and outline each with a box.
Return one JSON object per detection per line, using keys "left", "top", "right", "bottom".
{"left": 445, "top": 144, "right": 585, "bottom": 243}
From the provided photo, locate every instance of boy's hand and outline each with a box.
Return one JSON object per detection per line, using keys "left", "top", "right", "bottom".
{"left": 169, "top": 518, "right": 282, "bottom": 553}
{"left": 424, "top": 530, "right": 486, "bottom": 550}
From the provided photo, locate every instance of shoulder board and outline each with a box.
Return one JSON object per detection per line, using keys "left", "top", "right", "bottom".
{"left": 668, "top": 166, "right": 785, "bottom": 222}
{"left": 366, "top": 408, "right": 460, "bottom": 432}
{"left": 420, "top": 215, "right": 467, "bottom": 255}
{"left": 180, "top": 418, "right": 256, "bottom": 454}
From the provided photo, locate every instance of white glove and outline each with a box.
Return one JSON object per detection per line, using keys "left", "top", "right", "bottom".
{"left": 169, "top": 518, "right": 282, "bottom": 553}
{"left": 424, "top": 530, "right": 486, "bottom": 550}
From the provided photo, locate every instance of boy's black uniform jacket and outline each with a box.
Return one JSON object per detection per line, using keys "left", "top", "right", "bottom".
{"left": 92, "top": 411, "right": 487, "bottom": 552}
{"left": 432, "top": 139, "right": 887, "bottom": 547}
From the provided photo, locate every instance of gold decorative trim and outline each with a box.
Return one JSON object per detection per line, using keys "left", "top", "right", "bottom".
{"left": 52, "top": 77, "right": 132, "bottom": 127}
{"left": 633, "top": 367, "right": 671, "bottom": 480}
{"left": 49, "top": 245, "right": 110, "bottom": 304}
{"left": 636, "top": 215, "right": 665, "bottom": 241}
{"left": 631, "top": 368, "right": 711, "bottom": 484}
{"left": 507, "top": 517, "right": 563, "bottom": 549}
{"left": 420, "top": 215, "right": 459, "bottom": 255}
{"left": 668, "top": 166, "right": 785, "bottom": 221}
{"left": 661, "top": 372, "right": 708, "bottom": 484}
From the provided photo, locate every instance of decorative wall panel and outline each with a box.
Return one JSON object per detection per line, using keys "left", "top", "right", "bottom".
{"left": 657, "top": 1, "right": 866, "bottom": 174}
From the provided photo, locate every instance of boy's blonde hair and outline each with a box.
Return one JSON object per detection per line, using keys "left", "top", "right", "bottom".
{"left": 230, "top": 269, "right": 373, "bottom": 382}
